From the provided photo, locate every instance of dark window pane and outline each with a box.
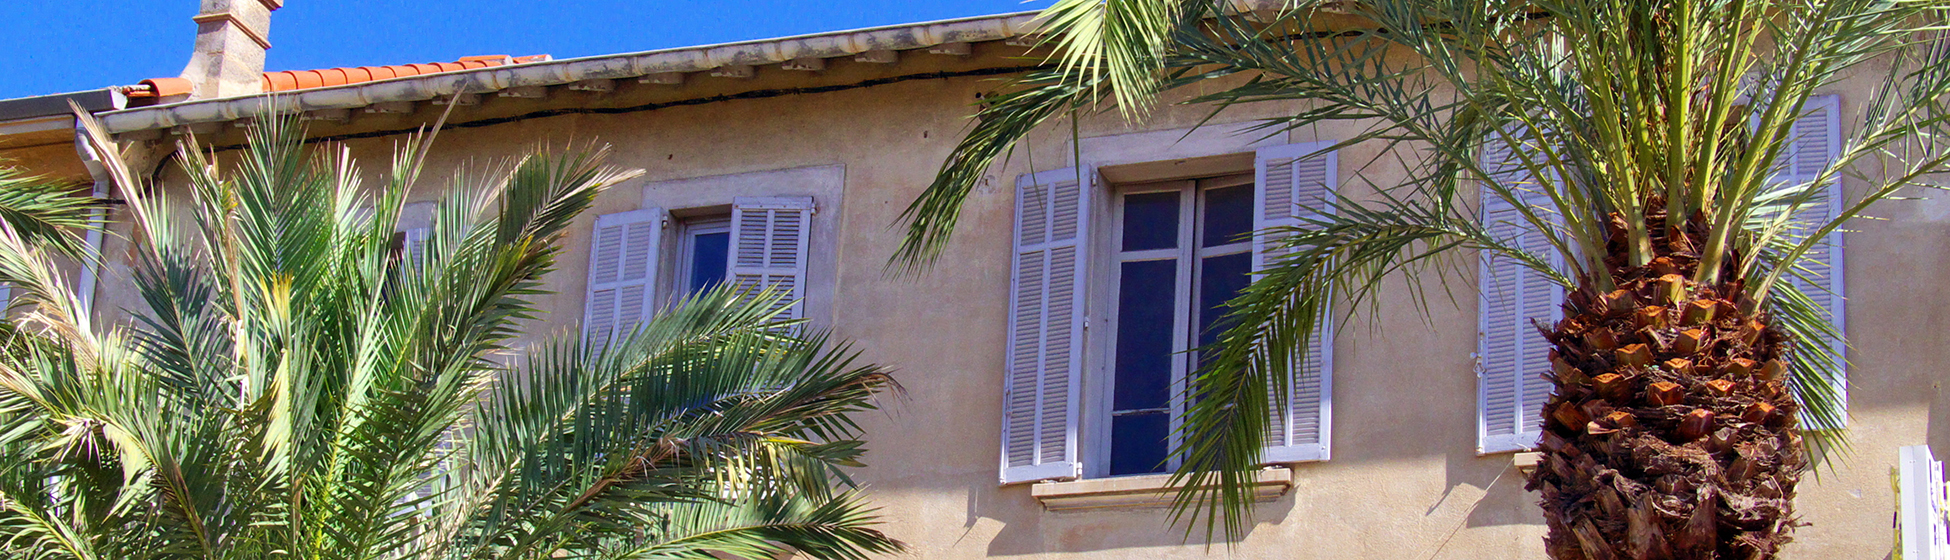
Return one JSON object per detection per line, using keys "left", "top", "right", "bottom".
{"left": 1196, "top": 252, "right": 1253, "bottom": 350}
{"left": 1202, "top": 184, "right": 1253, "bottom": 248}
{"left": 1122, "top": 192, "right": 1180, "bottom": 251}
{"left": 1110, "top": 412, "right": 1169, "bottom": 475}
{"left": 1115, "top": 259, "right": 1177, "bottom": 412}
{"left": 689, "top": 232, "right": 730, "bottom": 294}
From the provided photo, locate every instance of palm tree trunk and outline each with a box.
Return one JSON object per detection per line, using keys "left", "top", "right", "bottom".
{"left": 1528, "top": 206, "right": 1805, "bottom": 559}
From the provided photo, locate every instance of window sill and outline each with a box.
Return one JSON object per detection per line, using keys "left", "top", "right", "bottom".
{"left": 1513, "top": 452, "right": 1542, "bottom": 476}
{"left": 1030, "top": 468, "right": 1293, "bottom": 511}
{"left": 1478, "top": 448, "right": 1543, "bottom": 475}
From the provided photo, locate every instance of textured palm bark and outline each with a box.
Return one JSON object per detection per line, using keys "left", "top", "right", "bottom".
{"left": 1527, "top": 207, "right": 1805, "bottom": 560}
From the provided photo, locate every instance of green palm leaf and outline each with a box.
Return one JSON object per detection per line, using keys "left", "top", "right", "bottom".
{"left": 901, "top": 0, "right": 1950, "bottom": 549}
{"left": 0, "top": 111, "right": 904, "bottom": 560}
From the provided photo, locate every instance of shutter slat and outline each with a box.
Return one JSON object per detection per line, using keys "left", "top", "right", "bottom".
{"left": 1477, "top": 135, "right": 1565, "bottom": 454}
{"left": 1000, "top": 169, "right": 1090, "bottom": 484}
{"left": 1255, "top": 142, "right": 1337, "bottom": 464}
{"left": 583, "top": 209, "right": 664, "bottom": 347}
{"left": 1780, "top": 95, "right": 1848, "bottom": 429}
{"left": 403, "top": 227, "right": 431, "bottom": 268}
{"left": 730, "top": 197, "right": 814, "bottom": 321}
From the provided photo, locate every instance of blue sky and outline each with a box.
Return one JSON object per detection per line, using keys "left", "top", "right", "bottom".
{"left": 2, "top": 0, "right": 1043, "bottom": 100}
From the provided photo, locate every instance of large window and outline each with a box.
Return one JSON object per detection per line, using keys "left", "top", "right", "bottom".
{"left": 1106, "top": 174, "right": 1254, "bottom": 475}
{"left": 998, "top": 142, "right": 1334, "bottom": 486}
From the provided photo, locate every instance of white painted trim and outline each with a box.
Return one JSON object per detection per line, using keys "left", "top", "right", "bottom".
{"left": 1253, "top": 139, "right": 1338, "bottom": 464}
{"left": 1076, "top": 121, "right": 1290, "bottom": 172}
{"left": 1032, "top": 467, "right": 1292, "bottom": 511}
{"left": 581, "top": 208, "right": 666, "bottom": 345}
{"left": 1901, "top": 445, "right": 1948, "bottom": 560}
{"left": 1473, "top": 138, "right": 1566, "bottom": 455}
{"left": 640, "top": 165, "right": 842, "bottom": 327}
{"left": 729, "top": 196, "right": 815, "bottom": 320}
{"left": 1000, "top": 167, "right": 1090, "bottom": 485}
{"left": 674, "top": 216, "right": 731, "bottom": 298}
{"left": 1810, "top": 94, "right": 1848, "bottom": 423}
{"left": 1093, "top": 181, "right": 1197, "bottom": 478}
{"left": 1068, "top": 129, "right": 1337, "bottom": 477}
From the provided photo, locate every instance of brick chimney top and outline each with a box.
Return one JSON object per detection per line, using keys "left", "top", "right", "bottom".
{"left": 179, "top": 0, "right": 283, "bottom": 99}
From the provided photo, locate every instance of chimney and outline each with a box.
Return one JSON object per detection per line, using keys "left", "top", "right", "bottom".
{"left": 179, "top": 0, "right": 282, "bottom": 99}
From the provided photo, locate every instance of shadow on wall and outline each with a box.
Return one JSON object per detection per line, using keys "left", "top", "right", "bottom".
{"left": 973, "top": 478, "right": 1299, "bottom": 556}
{"left": 953, "top": 458, "right": 1541, "bottom": 556}
{"left": 944, "top": 309, "right": 1544, "bottom": 555}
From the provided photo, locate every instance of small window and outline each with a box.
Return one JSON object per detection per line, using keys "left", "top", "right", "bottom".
{"left": 1105, "top": 173, "right": 1254, "bottom": 476}
{"left": 677, "top": 216, "right": 731, "bottom": 296}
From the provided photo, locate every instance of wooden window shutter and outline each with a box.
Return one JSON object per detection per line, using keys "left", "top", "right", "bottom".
{"left": 728, "top": 197, "right": 814, "bottom": 320}
{"left": 1775, "top": 94, "right": 1847, "bottom": 428}
{"left": 1254, "top": 142, "right": 1336, "bottom": 463}
{"left": 398, "top": 202, "right": 437, "bottom": 270}
{"left": 1000, "top": 168, "right": 1090, "bottom": 484}
{"left": 1476, "top": 139, "right": 1566, "bottom": 454}
{"left": 583, "top": 209, "right": 664, "bottom": 347}
{"left": 403, "top": 227, "right": 431, "bottom": 268}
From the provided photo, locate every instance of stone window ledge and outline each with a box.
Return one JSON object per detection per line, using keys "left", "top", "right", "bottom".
{"left": 1513, "top": 452, "right": 1543, "bottom": 476}
{"left": 1031, "top": 468, "right": 1293, "bottom": 511}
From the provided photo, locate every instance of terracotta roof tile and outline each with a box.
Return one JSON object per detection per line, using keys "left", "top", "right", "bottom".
{"left": 132, "top": 55, "right": 552, "bottom": 98}
{"left": 255, "top": 54, "right": 551, "bottom": 93}
{"left": 127, "top": 77, "right": 194, "bottom": 99}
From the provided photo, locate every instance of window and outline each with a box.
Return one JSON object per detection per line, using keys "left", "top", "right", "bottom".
{"left": 1105, "top": 174, "right": 1254, "bottom": 475}
{"left": 677, "top": 216, "right": 731, "bottom": 296}
{"left": 582, "top": 197, "right": 815, "bottom": 345}
{"left": 998, "top": 141, "right": 1337, "bottom": 485}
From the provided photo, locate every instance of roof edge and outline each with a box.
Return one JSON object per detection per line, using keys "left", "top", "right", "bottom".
{"left": 98, "top": 11, "right": 1044, "bottom": 135}
{"left": 0, "top": 88, "right": 129, "bottom": 124}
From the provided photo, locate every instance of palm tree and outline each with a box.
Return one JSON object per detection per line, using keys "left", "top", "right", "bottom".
{"left": 0, "top": 113, "right": 904, "bottom": 560}
{"left": 896, "top": 0, "right": 1950, "bottom": 557}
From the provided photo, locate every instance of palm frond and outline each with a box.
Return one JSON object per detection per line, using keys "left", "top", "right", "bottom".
{"left": 2, "top": 110, "right": 899, "bottom": 560}
{"left": 606, "top": 491, "right": 902, "bottom": 560}
{"left": 0, "top": 167, "right": 99, "bottom": 261}
{"left": 907, "top": 0, "right": 1950, "bottom": 546}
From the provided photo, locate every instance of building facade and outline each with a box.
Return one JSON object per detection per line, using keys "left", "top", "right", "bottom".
{"left": 4, "top": 8, "right": 1945, "bottom": 559}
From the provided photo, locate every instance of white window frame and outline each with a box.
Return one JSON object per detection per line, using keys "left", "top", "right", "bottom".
{"left": 1772, "top": 93, "right": 1848, "bottom": 429}
{"left": 1086, "top": 174, "right": 1271, "bottom": 478}
{"left": 637, "top": 165, "right": 841, "bottom": 327}
{"left": 673, "top": 215, "right": 732, "bottom": 298}
{"left": 1474, "top": 137, "right": 1567, "bottom": 456}
{"left": 1001, "top": 124, "right": 1338, "bottom": 485}
{"left": 1095, "top": 181, "right": 1192, "bottom": 478}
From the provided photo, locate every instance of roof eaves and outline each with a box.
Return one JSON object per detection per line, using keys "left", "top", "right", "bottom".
{"left": 0, "top": 88, "right": 129, "bottom": 124}
{"left": 99, "top": 10, "right": 1043, "bottom": 135}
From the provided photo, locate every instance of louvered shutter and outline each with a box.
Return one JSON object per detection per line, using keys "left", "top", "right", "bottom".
{"left": 1476, "top": 140, "right": 1567, "bottom": 454}
{"left": 999, "top": 168, "right": 1090, "bottom": 484}
{"left": 583, "top": 209, "right": 664, "bottom": 346}
{"left": 729, "top": 197, "right": 813, "bottom": 320}
{"left": 1774, "top": 94, "right": 1847, "bottom": 428}
{"left": 403, "top": 227, "right": 431, "bottom": 268}
{"left": 396, "top": 202, "right": 436, "bottom": 269}
{"left": 1254, "top": 142, "right": 1336, "bottom": 463}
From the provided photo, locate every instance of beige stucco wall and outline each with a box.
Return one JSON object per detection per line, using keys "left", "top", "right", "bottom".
{"left": 0, "top": 142, "right": 89, "bottom": 184}
{"left": 74, "top": 40, "right": 1950, "bottom": 559}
